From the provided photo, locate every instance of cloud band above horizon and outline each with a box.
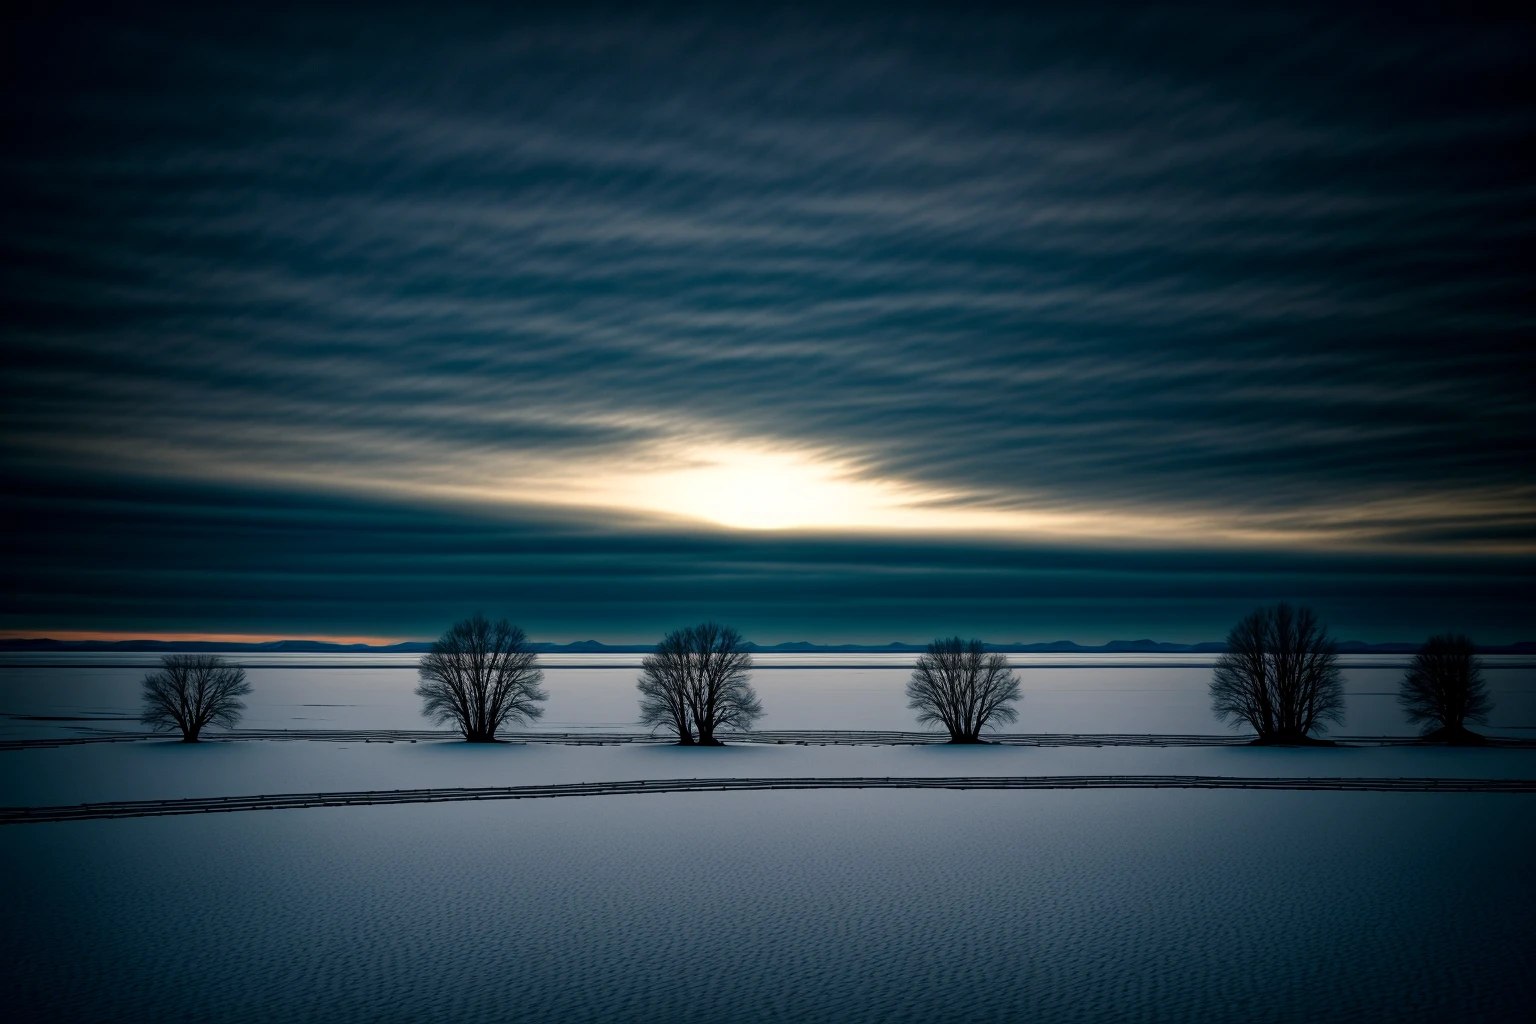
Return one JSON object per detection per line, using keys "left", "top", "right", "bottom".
{"left": 2, "top": 8, "right": 1532, "bottom": 551}
{"left": 1, "top": 7, "right": 1533, "bottom": 641}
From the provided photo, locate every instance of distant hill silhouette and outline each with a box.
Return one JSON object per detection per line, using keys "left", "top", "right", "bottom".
{"left": 3, "top": 638, "right": 1533, "bottom": 655}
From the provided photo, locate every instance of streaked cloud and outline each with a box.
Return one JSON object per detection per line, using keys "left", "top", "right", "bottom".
{"left": 1, "top": 7, "right": 1531, "bottom": 579}
{"left": 5, "top": 473, "right": 1532, "bottom": 643}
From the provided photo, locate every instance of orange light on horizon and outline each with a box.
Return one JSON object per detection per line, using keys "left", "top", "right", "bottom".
{"left": 0, "top": 629, "right": 420, "bottom": 646}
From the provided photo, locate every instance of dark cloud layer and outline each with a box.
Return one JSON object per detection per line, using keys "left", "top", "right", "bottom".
{"left": 1, "top": 7, "right": 1532, "bottom": 636}
{"left": 5, "top": 471, "right": 1532, "bottom": 643}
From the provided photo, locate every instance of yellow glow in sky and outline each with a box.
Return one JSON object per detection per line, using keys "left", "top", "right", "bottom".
{"left": 67, "top": 427, "right": 1533, "bottom": 551}
{"left": 617, "top": 446, "right": 935, "bottom": 530}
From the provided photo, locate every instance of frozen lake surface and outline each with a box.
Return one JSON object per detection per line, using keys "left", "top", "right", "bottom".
{"left": 3, "top": 788, "right": 1532, "bottom": 1022}
{"left": 3, "top": 654, "right": 1532, "bottom": 1020}
{"left": 5, "top": 739, "right": 1536, "bottom": 807}
{"left": 3, "top": 652, "right": 1534, "bottom": 739}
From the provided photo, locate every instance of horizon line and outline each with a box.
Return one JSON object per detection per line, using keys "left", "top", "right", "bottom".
{"left": 4, "top": 632, "right": 1532, "bottom": 651}
{"left": 0, "top": 630, "right": 419, "bottom": 646}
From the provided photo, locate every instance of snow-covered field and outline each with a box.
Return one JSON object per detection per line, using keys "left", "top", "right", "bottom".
{"left": 4, "top": 788, "right": 1532, "bottom": 1022}
{"left": 3, "top": 652, "right": 1534, "bottom": 738}
{"left": 4, "top": 737, "right": 1536, "bottom": 808}
{"left": 3, "top": 655, "right": 1533, "bottom": 1021}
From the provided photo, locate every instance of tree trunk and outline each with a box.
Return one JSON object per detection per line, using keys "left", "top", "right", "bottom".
{"left": 673, "top": 710, "right": 694, "bottom": 744}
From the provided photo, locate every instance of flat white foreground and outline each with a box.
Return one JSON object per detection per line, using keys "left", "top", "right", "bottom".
{"left": 3, "top": 655, "right": 1531, "bottom": 1021}
{"left": 5, "top": 738, "right": 1536, "bottom": 807}
{"left": 2, "top": 788, "right": 1531, "bottom": 1023}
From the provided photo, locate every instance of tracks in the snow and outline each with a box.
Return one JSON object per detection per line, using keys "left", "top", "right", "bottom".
{"left": 4, "top": 774, "right": 1533, "bottom": 824}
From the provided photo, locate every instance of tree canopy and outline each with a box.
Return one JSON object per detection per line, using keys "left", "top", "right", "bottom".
{"left": 906, "top": 637, "right": 1021, "bottom": 743}
{"left": 140, "top": 654, "right": 251, "bottom": 742}
{"left": 1210, "top": 603, "right": 1343, "bottom": 744}
{"left": 417, "top": 614, "right": 547, "bottom": 742}
{"left": 1399, "top": 633, "right": 1491, "bottom": 743}
{"left": 637, "top": 622, "right": 762, "bottom": 745}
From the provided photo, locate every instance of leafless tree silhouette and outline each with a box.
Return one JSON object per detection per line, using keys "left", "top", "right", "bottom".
{"left": 1210, "top": 603, "right": 1344, "bottom": 744}
{"left": 1399, "top": 634, "right": 1492, "bottom": 744}
{"left": 637, "top": 622, "right": 762, "bottom": 745}
{"left": 906, "top": 637, "right": 1021, "bottom": 743}
{"left": 417, "top": 614, "right": 546, "bottom": 742}
{"left": 637, "top": 632, "right": 696, "bottom": 745}
{"left": 139, "top": 654, "right": 251, "bottom": 742}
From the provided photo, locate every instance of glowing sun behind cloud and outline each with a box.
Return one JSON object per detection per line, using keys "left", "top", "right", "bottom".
{"left": 622, "top": 445, "right": 920, "bottom": 531}
{"left": 587, "top": 441, "right": 1069, "bottom": 534}
{"left": 69, "top": 412, "right": 1518, "bottom": 549}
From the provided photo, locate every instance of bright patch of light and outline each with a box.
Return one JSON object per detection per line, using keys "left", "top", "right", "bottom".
{"left": 622, "top": 446, "right": 917, "bottom": 530}
{"left": 94, "top": 425, "right": 1526, "bottom": 549}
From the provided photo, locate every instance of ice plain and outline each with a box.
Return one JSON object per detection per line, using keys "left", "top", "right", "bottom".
{"left": 4, "top": 651, "right": 1534, "bottom": 738}
{"left": 4, "top": 790, "right": 1533, "bottom": 1023}
{"left": 2, "top": 654, "right": 1533, "bottom": 1022}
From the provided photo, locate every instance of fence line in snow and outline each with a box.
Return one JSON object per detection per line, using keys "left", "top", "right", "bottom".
{"left": 5, "top": 774, "right": 1534, "bottom": 824}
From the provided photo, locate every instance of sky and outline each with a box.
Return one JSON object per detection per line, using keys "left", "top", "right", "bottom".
{"left": 2, "top": 6, "right": 1532, "bottom": 643}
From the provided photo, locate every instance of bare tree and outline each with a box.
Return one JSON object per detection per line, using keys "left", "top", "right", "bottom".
{"left": 1399, "top": 634, "right": 1492, "bottom": 744}
{"left": 636, "top": 622, "right": 762, "bottom": 745}
{"left": 416, "top": 614, "right": 546, "bottom": 742}
{"left": 140, "top": 654, "right": 252, "bottom": 742}
{"left": 1210, "top": 603, "right": 1344, "bottom": 744}
{"left": 637, "top": 630, "right": 696, "bottom": 745}
{"left": 906, "top": 637, "right": 1022, "bottom": 743}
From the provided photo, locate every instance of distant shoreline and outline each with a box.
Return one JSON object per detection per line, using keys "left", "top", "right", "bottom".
{"left": 3, "top": 637, "right": 1534, "bottom": 655}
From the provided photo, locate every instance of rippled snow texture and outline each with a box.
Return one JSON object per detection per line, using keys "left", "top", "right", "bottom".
{"left": 3, "top": 790, "right": 1532, "bottom": 1022}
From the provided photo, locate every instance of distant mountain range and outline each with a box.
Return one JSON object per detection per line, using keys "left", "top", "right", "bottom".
{"left": 3, "top": 637, "right": 1533, "bottom": 655}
